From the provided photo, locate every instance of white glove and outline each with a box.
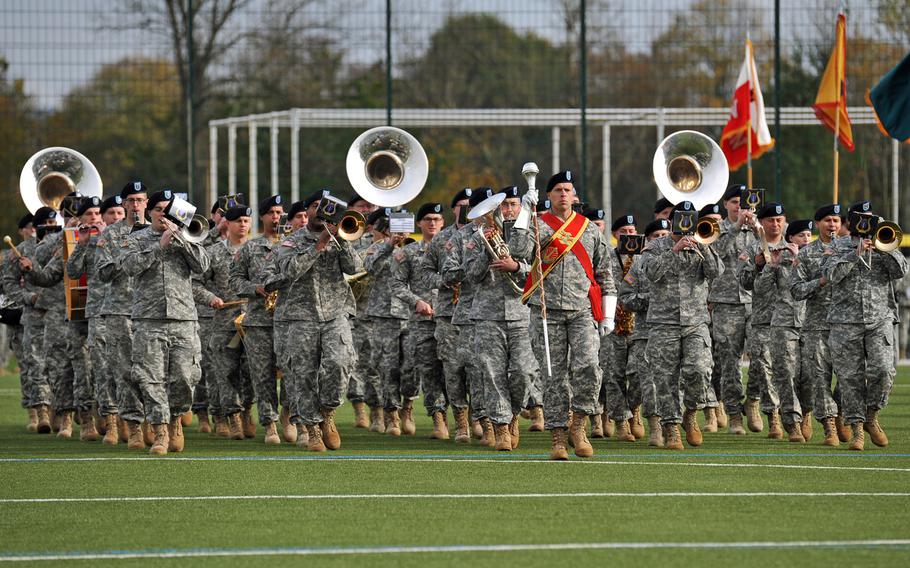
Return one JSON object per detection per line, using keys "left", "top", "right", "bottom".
{"left": 598, "top": 318, "right": 615, "bottom": 337}
{"left": 521, "top": 189, "right": 539, "bottom": 211}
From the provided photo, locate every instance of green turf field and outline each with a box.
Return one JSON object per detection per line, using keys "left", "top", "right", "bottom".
{"left": 1, "top": 368, "right": 909, "bottom": 566}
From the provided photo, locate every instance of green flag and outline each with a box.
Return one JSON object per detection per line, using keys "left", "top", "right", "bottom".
{"left": 868, "top": 50, "right": 910, "bottom": 143}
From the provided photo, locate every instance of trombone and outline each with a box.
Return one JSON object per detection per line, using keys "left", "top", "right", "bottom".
{"left": 859, "top": 218, "right": 903, "bottom": 269}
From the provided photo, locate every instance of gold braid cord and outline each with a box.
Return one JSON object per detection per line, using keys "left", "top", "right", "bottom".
{"left": 613, "top": 255, "right": 635, "bottom": 337}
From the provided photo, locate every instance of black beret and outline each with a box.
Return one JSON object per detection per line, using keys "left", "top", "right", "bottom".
{"left": 416, "top": 202, "right": 443, "bottom": 222}
{"left": 469, "top": 187, "right": 495, "bottom": 208}
{"left": 757, "top": 202, "right": 785, "bottom": 219}
{"left": 224, "top": 206, "right": 252, "bottom": 221}
{"left": 546, "top": 170, "right": 575, "bottom": 192}
{"left": 100, "top": 195, "right": 124, "bottom": 214}
{"left": 302, "top": 189, "right": 330, "bottom": 209}
{"left": 699, "top": 203, "right": 721, "bottom": 216}
{"left": 450, "top": 187, "right": 473, "bottom": 208}
{"left": 348, "top": 192, "right": 370, "bottom": 207}
{"left": 536, "top": 198, "right": 551, "bottom": 212}
{"left": 583, "top": 208, "right": 606, "bottom": 222}
{"left": 610, "top": 214, "right": 635, "bottom": 232}
{"left": 654, "top": 197, "right": 674, "bottom": 213}
{"left": 76, "top": 196, "right": 102, "bottom": 217}
{"left": 147, "top": 189, "right": 174, "bottom": 211}
{"left": 849, "top": 200, "right": 872, "bottom": 215}
{"left": 17, "top": 213, "right": 34, "bottom": 229}
{"left": 499, "top": 185, "right": 520, "bottom": 199}
{"left": 120, "top": 181, "right": 148, "bottom": 199}
{"left": 258, "top": 194, "right": 283, "bottom": 214}
{"left": 367, "top": 207, "right": 391, "bottom": 226}
{"left": 288, "top": 200, "right": 306, "bottom": 219}
{"left": 674, "top": 200, "right": 696, "bottom": 212}
{"left": 33, "top": 207, "right": 58, "bottom": 227}
{"left": 814, "top": 204, "right": 842, "bottom": 221}
{"left": 785, "top": 219, "right": 814, "bottom": 239}
{"left": 644, "top": 218, "right": 671, "bottom": 236}
{"left": 723, "top": 184, "right": 746, "bottom": 201}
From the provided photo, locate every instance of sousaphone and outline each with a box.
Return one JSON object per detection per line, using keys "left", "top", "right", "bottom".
{"left": 19, "top": 147, "right": 103, "bottom": 213}
{"left": 345, "top": 127, "right": 428, "bottom": 207}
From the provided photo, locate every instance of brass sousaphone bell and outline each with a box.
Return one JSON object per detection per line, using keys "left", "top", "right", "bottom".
{"left": 652, "top": 131, "right": 729, "bottom": 210}
{"left": 346, "top": 127, "right": 428, "bottom": 208}
{"left": 19, "top": 147, "right": 103, "bottom": 213}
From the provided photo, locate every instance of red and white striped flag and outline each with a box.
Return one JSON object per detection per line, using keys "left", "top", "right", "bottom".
{"left": 720, "top": 39, "right": 775, "bottom": 171}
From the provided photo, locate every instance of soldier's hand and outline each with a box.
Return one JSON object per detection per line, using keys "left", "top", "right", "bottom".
{"left": 316, "top": 229, "right": 331, "bottom": 252}
{"left": 738, "top": 210, "right": 754, "bottom": 228}
{"left": 598, "top": 318, "right": 615, "bottom": 337}
{"left": 255, "top": 285, "right": 268, "bottom": 298}
{"left": 859, "top": 239, "right": 874, "bottom": 253}
{"left": 391, "top": 234, "right": 408, "bottom": 247}
{"left": 819, "top": 275, "right": 828, "bottom": 287}
{"left": 415, "top": 299, "right": 434, "bottom": 316}
{"left": 18, "top": 257, "right": 32, "bottom": 272}
{"left": 671, "top": 237, "right": 690, "bottom": 254}
{"left": 754, "top": 252, "right": 766, "bottom": 267}
{"left": 210, "top": 297, "right": 224, "bottom": 309}
{"left": 770, "top": 250, "right": 782, "bottom": 267}
{"left": 490, "top": 256, "right": 519, "bottom": 273}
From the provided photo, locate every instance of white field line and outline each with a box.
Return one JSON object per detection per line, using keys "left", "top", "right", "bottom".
{"left": 1, "top": 456, "right": 909, "bottom": 473}
{"left": 1, "top": 540, "right": 909, "bottom": 561}
{"left": 2, "top": 491, "right": 909, "bottom": 504}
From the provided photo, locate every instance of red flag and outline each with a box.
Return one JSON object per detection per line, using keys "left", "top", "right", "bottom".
{"left": 720, "top": 40, "right": 775, "bottom": 171}
{"left": 812, "top": 12, "right": 854, "bottom": 151}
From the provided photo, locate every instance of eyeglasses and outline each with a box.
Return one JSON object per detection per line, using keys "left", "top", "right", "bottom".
{"left": 125, "top": 197, "right": 148, "bottom": 204}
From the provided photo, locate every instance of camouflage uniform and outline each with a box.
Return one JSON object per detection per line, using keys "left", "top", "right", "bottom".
{"left": 790, "top": 238, "right": 839, "bottom": 424}
{"left": 708, "top": 218, "right": 755, "bottom": 415}
{"left": 602, "top": 248, "right": 635, "bottom": 422}
{"left": 441, "top": 223, "right": 487, "bottom": 420}
{"left": 391, "top": 239, "right": 447, "bottom": 416}
{"left": 462, "top": 229, "right": 537, "bottom": 424}
{"left": 268, "top": 229, "right": 361, "bottom": 425}
{"left": 821, "top": 237, "right": 908, "bottom": 424}
{"left": 641, "top": 236, "right": 723, "bottom": 425}
{"left": 365, "top": 239, "right": 413, "bottom": 411}
{"left": 194, "top": 240, "right": 251, "bottom": 417}
{"left": 261, "top": 240, "right": 297, "bottom": 423}
{"left": 510, "top": 216, "right": 615, "bottom": 429}
{"left": 349, "top": 234, "right": 381, "bottom": 408}
{"left": 229, "top": 235, "right": 281, "bottom": 425}
{"left": 0, "top": 252, "right": 27, "bottom": 405}
{"left": 121, "top": 227, "right": 208, "bottom": 424}
{"left": 95, "top": 220, "right": 143, "bottom": 423}
{"left": 618, "top": 254, "right": 657, "bottom": 417}
{"left": 417, "top": 223, "right": 469, "bottom": 410}
{"left": 1, "top": 241, "right": 48, "bottom": 409}
{"left": 737, "top": 239, "right": 802, "bottom": 422}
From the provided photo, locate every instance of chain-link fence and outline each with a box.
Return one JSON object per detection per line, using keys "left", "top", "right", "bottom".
{"left": 1, "top": 0, "right": 908, "bottom": 234}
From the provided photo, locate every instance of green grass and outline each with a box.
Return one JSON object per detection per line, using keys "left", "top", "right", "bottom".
{"left": 1, "top": 369, "right": 909, "bottom": 566}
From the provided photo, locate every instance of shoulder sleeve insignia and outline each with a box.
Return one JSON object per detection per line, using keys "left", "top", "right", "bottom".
{"left": 623, "top": 272, "right": 635, "bottom": 285}
{"left": 465, "top": 240, "right": 476, "bottom": 251}
{"left": 445, "top": 240, "right": 454, "bottom": 251}
{"left": 281, "top": 240, "right": 294, "bottom": 247}
{"left": 393, "top": 250, "right": 406, "bottom": 262}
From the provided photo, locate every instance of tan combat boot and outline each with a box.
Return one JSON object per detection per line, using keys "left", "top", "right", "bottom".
{"left": 614, "top": 418, "right": 636, "bottom": 442}
{"left": 181, "top": 412, "right": 193, "bottom": 427}
{"left": 36, "top": 405, "right": 52, "bottom": 434}
{"left": 126, "top": 421, "right": 145, "bottom": 449}
{"left": 480, "top": 418, "right": 495, "bottom": 447}
{"left": 228, "top": 413, "right": 245, "bottom": 440}
{"left": 664, "top": 424, "right": 684, "bottom": 450}
{"left": 118, "top": 417, "right": 129, "bottom": 442}
{"left": 197, "top": 410, "right": 212, "bottom": 434}
{"left": 767, "top": 411, "right": 783, "bottom": 440}
{"left": 630, "top": 406, "right": 645, "bottom": 439}
{"left": 431, "top": 411, "right": 449, "bottom": 440}
{"left": 386, "top": 409, "right": 402, "bottom": 436}
{"left": 702, "top": 407, "right": 718, "bottom": 433}
{"left": 745, "top": 399, "right": 763, "bottom": 432}
{"left": 26, "top": 408, "right": 38, "bottom": 432}
{"left": 306, "top": 424, "right": 326, "bottom": 452}
{"left": 528, "top": 406, "right": 545, "bottom": 432}
{"left": 282, "top": 417, "right": 297, "bottom": 444}
{"left": 401, "top": 400, "right": 416, "bottom": 436}
{"left": 52, "top": 409, "right": 61, "bottom": 433}
{"left": 590, "top": 414, "right": 604, "bottom": 438}
{"left": 848, "top": 422, "right": 864, "bottom": 451}
{"left": 727, "top": 413, "right": 746, "bottom": 435}
{"left": 453, "top": 408, "right": 470, "bottom": 443}
{"left": 149, "top": 424, "right": 169, "bottom": 456}
{"left": 569, "top": 412, "right": 594, "bottom": 458}
{"left": 822, "top": 417, "right": 839, "bottom": 447}
{"left": 682, "top": 409, "right": 703, "bottom": 447}
{"left": 214, "top": 415, "right": 229, "bottom": 437}
{"left": 786, "top": 421, "right": 805, "bottom": 443}
{"left": 509, "top": 415, "right": 520, "bottom": 450}
{"left": 102, "top": 414, "right": 119, "bottom": 445}
{"left": 472, "top": 419, "right": 484, "bottom": 439}
{"left": 94, "top": 410, "right": 107, "bottom": 435}
{"left": 142, "top": 421, "right": 155, "bottom": 446}
{"left": 168, "top": 418, "right": 185, "bottom": 452}
{"left": 57, "top": 412, "right": 74, "bottom": 439}
{"left": 716, "top": 404, "right": 728, "bottom": 429}
{"left": 241, "top": 409, "right": 256, "bottom": 438}
{"left": 836, "top": 413, "right": 851, "bottom": 443}
{"left": 295, "top": 423, "right": 309, "bottom": 448}
{"left": 801, "top": 410, "right": 813, "bottom": 441}
{"left": 647, "top": 415, "right": 664, "bottom": 447}
{"left": 493, "top": 423, "right": 512, "bottom": 451}
{"left": 864, "top": 408, "right": 889, "bottom": 447}
{"left": 603, "top": 412, "right": 615, "bottom": 438}
{"left": 264, "top": 422, "right": 281, "bottom": 445}
{"left": 321, "top": 409, "right": 341, "bottom": 450}
{"left": 369, "top": 407, "right": 386, "bottom": 433}
{"left": 550, "top": 428, "right": 569, "bottom": 461}
{"left": 79, "top": 411, "right": 100, "bottom": 441}
{"left": 352, "top": 402, "right": 369, "bottom": 429}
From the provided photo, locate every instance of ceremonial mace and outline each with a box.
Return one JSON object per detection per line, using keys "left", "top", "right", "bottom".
{"left": 521, "top": 162, "right": 552, "bottom": 378}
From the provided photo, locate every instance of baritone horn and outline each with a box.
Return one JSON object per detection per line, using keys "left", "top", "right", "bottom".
{"left": 467, "top": 192, "right": 523, "bottom": 294}
{"left": 346, "top": 127, "right": 428, "bottom": 207}
{"left": 338, "top": 210, "right": 366, "bottom": 241}
{"left": 652, "top": 131, "right": 729, "bottom": 210}
{"left": 874, "top": 220, "right": 902, "bottom": 253}
{"left": 19, "top": 147, "right": 103, "bottom": 213}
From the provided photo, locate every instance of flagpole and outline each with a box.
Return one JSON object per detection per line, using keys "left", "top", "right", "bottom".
{"left": 746, "top": 38, "right": 754, "bottom": 189}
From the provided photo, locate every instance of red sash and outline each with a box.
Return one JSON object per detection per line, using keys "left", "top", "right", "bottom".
{"left": 522, "top": 212, "right": 603, "bottom": 321}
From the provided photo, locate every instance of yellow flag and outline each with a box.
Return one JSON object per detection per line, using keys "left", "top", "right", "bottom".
{"left": 812, "top": 12, "right": 854, "bottom": 151}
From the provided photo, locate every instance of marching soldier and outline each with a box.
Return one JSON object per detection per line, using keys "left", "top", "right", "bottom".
{"left": 510, "top": 170, "right": 616, "bottom": 460}
{"left": 698, "top": 202, "right": 724, "bottom": 431}
{"left": 121, "top": 189, "right": 209, "bottom": 455}
{"left": 822, "top": 201, "right": 908, "bottom": 450}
